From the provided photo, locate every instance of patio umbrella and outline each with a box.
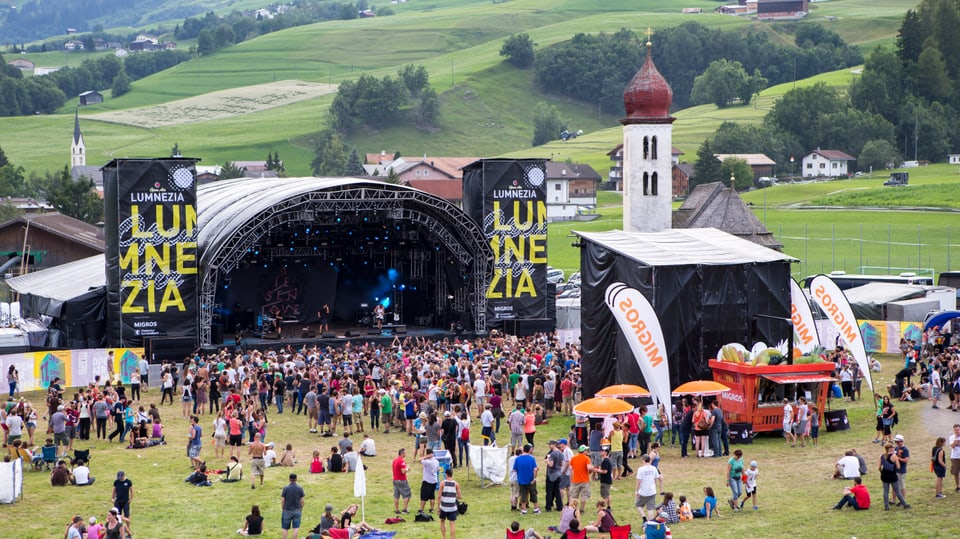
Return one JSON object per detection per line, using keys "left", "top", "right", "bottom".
{"left": 573, "top": 397, "right": 634, "bottom": 417}
{"left": 671, "top": 380, "right": 731, "bottom": 397}
{"left": 595, "top": 384, "right": 650, "bottom": 398}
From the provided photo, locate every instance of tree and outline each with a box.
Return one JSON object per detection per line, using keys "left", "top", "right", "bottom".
{"left": 0, "top": 159, "right": 27, "bottom": 197}
{"left": 917, "top": 38, "right": 952, "bottom": 102}
{"left": 344, "top": 147, "right": 365, "bottom": 176}
{"left": 111, "top": 70, "right": 130, "bottom": 98}
{"left": 0, "top": 202, "right": 22, "bottom": 222}
{"left": 397, "top": 64, "right": 429, "bottom": 98}
{"left": 765, "top": 82, "right": 846, "bottom": 152}
{"left": 531, "top": 102, "right": 565, "bottom": 146}
{"left": 896, "top": 9, "right": 924, "bottom": 64}
{"left": 719, "top": 157, "right": 754, "bottom": 191}
{"left": 500, "top": 33, "right": 535, "bottom": 69}
{"left": 311, "top": 130, "right": 349, "bottom": 176}
{"left": 220, "top": 161, "right": 246, "bottom": 179}
{"left": 197, "top": 29, "right": 215, "bottom": 55}
{"left": 384, "top": 167, "right": 400, "bottom": 184}
{"left": 42, "top": 166, "right": 101, "bottom": 224}
{"left": 858, "top": 139, "right": 900, "bottom": 172}
{"left": 417, "top": 87, "right": 440, "bottom": 128}
{"left": 693, "top": 139, "right": 723, "bottom": 187}
{"left": 690, "top": 59, "right": 754, "bottom": 108}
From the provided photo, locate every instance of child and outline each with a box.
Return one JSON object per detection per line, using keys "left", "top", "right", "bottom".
{"left": 678, "top": 495, "right": 693, "bottom": 521}
{"left": 649, "top": 442, "right": 664, "bottom": 494}
{"left": 741, "top": 460, "right": 759, "bottom": 510}
{"left": 310, "top": 450, "right": 325, "bottom": 473}
{"left": 809, "top": 406, "right": 820, "bottom": 447}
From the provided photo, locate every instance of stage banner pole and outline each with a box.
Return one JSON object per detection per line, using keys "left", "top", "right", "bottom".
{"left": 790, "top": 278, "right": 821, "bottom": 355}
{"left": 469, "top": 159, "right": 548, "bottom": 327}
{"left": 605, "top": 282, "right": 672, "bottom": 425}
{"left": 102, "top": 158, "right": 200, "bottom": 347}
{"left": 810, "top": 275, "right": 874, "bottom": 394}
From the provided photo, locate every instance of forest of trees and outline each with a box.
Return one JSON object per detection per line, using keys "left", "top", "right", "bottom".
{"left": 534, "top": 22, "right": 861, "bottom": 114}
{"left": 328, "top": 64, "right": 439, "bottom": 134}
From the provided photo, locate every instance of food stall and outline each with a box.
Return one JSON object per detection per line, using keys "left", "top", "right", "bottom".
{"left": 709, "top": 358, "right": 837, "bottom": 434}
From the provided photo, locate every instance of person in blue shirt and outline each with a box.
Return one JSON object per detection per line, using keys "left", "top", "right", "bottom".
{"left": 512, "top": 444, "right": 541, "bottom": 514}
{"left": 691, "top": 486, "right": 718, "bottom": 520}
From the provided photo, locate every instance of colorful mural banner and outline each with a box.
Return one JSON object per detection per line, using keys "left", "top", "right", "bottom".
{"left": 810, "top": 275, "right": 874, "bottom": 393}
{"left": 1, "top": 348, "right": 144, "bottom": 394}
{"left": 859, "top": 320, "right": 888, "bottom": 354}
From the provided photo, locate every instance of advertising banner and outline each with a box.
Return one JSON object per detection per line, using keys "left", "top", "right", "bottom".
{"left": 103, "top": 158, "right": 200, "bottom": 347}
{"left": 810, "top": 275, "right": 874, "bottom": 392}
{"left": 605, "top": 283, "right": 671, "bottom": 419}
{"left": 0, "top": 348, "right": 144, "bottom": 393}
{"left": 789, "top": 278, "right": 820, "bottom": 355}
{"left": 466, "top": 159, "right": 548, "bottom": 323}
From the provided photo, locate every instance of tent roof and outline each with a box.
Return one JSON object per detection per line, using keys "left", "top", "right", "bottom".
{"left": 6, "top": 254, "right": 105, "bottom": 300}
{"left": 842, "top": 282, "right": 928, "bottom": 305}
{"left": 573, "top": 228, "right": 796, "bottom": 267}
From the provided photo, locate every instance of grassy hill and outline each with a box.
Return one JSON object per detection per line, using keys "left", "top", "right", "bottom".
{"left": 0, "top": 0, "right": 916, "bottom": 175}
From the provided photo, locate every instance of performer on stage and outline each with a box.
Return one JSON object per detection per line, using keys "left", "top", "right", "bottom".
{"left": 373, "top": 303, "right": 385, "bottom": 331}
{"left": 270, "top": 305, "right": 283, "bottom": 339}
{"left": 319, "top": 304, "right": 331, "bottom": 333}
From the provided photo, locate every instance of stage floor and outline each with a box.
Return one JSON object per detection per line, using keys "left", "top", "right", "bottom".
{"left": 210, "top": 323, "right": 463, "bottom": 351}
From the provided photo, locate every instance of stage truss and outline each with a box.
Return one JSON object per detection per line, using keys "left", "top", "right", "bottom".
{"left": 198, "top": 180, "right": 490, "bottom": 345}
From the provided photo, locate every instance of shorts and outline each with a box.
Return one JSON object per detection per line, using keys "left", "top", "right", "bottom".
{"left": 251, "top": 458, "right": 266, "bottom": 476}
{"left": 745, "top": 485, "right": 757, "bottom": 495}
{"left": 319, "top": 410, "right": 331, "bottom": 425}
{"left": 519, "top": 482, "right": 538, "bottom": 504}
{"left": 214, "top": 433, "right": 227, "bottom": 447}
{"left": 811, "top": 426, "right": 819, "bottom": 439}
{"left": 951, "top": 458, "right": 960, "bottom": 477}
{"left": 420, "top": 481, "right": 437, "bottom": 501}
{"left": 782, "top": 422, "right": 793, "bottom": 434}
{"left": 54, "top": 432, "right": 69, "bottom": 446}
{"left": 600, "top": 482, "right": 611, "bottom": 499}
{"left": 934, "top": 465, "right": 946, "bottom": 479}
{"left": 635, "top": 494, "right": 656, "bottom": 510}
{"left": 393, "top": 479, "right": 411, "bottom": 499}
{"left": 308, "top": 408, "right": 318, "bottom": 420}
{"left": 230, "top": 434, "right": 243, "bottom": 447}
{"left": 610, "top": 451, "right": 623, "bottom": 469}
{"left": 187, "top": 444, "right": 201, "bottom": 459}
{"left": 281, "top": 510, "right": 301, "bottom": 530}
{"left": 797, "top": 420, "right": 808, "bottom": 435}
{"left": 439, "top": 510, "right": 458, "bottom": 521}
{"left": 342, "top": 415, "right": 353, "bottom": 426}
{"left": 570, "top": 482, "right": 591, "bottom": 501}
{"left": 66, "top": 425, "right": 76, "bottom": 439}
{"left": 510, "top": 481, "right": 519, "bottom": 500}
{"left": 559, "top": 475, "right": 571, "bottom": 489}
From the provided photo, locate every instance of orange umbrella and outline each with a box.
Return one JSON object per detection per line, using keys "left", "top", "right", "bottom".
{"left": 595, "top": 384, "right": 650, "bottom": 398}
{"left": 573, "top": 397, "right": 634, "bottom": 417}
{"left": 671, "top": 380, "right": 731, "bottom": 397}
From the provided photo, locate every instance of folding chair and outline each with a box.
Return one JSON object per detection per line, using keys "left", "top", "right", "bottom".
{"left": 70, "top": 449, "right": 90, "bottom": 466}
{"left": 609, "top": 524, "right": 632, "bottom": 539}
{"left": 40, "top": 444, "right": 58, "bottom": 470}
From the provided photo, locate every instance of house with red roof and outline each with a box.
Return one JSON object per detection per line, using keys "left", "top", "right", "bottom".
{"left": 801, "top": 148, "right": 856, "bottom": 178}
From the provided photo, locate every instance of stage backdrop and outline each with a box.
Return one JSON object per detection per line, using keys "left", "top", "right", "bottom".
{"left": 462, "top": 159, "right": 548, "bottom": 326}
{"left": 103, "top": 158, "right": 200, "bottom": 347}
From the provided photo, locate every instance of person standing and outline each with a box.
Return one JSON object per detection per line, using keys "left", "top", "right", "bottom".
{"left": 932, "top": 437, "right": 947, "bottom": 498}
{"left": 679, "top": 399, "right": 693, "bottom": 458}
{"left": 569, "top": 445, "right": 594, "bottom": 509}
{"left": 708, "top": 401, "right": 723, "bottom": 457}
{"left": 305, "top": 384, "right": 318, "bottom": 434}
{"left": 392, "top": 448, "right": 412, "bottom": 514}
{"left": 480, "top": 403, "right": 495, "bottom": 446}
{"left": 596, "top": 447, "right": 613, "bottom": 508}
{"left": 419, "top": 448, "right": 439, "bottom": 514}
{"left": 187, "top": 415, "right": 203, "bottom": 470}
{"left": 280, "top": 473, "right": 305, "bottom": 539}
{"left": 635, "top": 454, "right": 661, "bottom": 522}
{"left": 726, "top": 449, "right": 745, "bottom": 511}
{"left": 514, "top": 443, "right": 541, "bottom": 514}
{"left": 544, "top": 440, "right": 565, "bottom": 512}
{"left": 438, "top": 468, "right": 463, "bottom": 539}
{"left": 112, "top": 470, "right": 134, "bottom": 519}
{"left": 782, "top": 399, "right": 796, "bottom": 447}
{"left": 893, "top": 434, "right": 910, "bottom": 503}
{"left": 796, "top": 397, "right": 810, "bottom": 448}
{"left": 879, "top": 442, "right": 910, "bottom": 510}
{"left": 508, "top": 404, "right": 525, "bottom": 450}
{"left": 249, "top": 433, "right": 267, "bottom": 489}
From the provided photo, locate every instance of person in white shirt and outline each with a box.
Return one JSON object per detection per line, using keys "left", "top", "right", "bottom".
{"left": 359, "top": 434, "right": 377, "bottom": 457}
{"left": 782, "top": 399, "right": 795, "bottom": 446}
{"left": 473, "top": 378, "right": 487, "bottom": 414}
{"left": 71, "top": 460, "right": 95, "bottom": 486}
{"left": 834, "top": 450, "right": 861, "bottom": 479}
{"left": 931, "top": 368, "right": 942, "bottom": 409}
{"left": 948, "top": 424, "right": 960, "bottom": 491}
{"left": 634, "top": 454, "right": 662, "bottom": 521}
{"left": 264, "top": 443, "right": 278, "bottom": 467}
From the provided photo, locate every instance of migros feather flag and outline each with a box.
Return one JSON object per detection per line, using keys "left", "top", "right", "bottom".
{"left": 809, "top": 275, "right": 874, "bottom": 392}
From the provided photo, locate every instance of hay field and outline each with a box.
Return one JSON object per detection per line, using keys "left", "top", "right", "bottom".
{"left": 89, "top": 80, "right": 338, "bottom": 128}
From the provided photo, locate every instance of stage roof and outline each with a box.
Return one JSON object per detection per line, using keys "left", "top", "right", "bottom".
{"left": 574, "top": 228, "right": 797, "bottom": 267}
{"left": 6, "top": 254, "right": 105, "bottom": 300}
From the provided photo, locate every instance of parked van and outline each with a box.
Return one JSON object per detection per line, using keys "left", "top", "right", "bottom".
{"left": 546, "top": 267, "right": 565, "bottom": 284}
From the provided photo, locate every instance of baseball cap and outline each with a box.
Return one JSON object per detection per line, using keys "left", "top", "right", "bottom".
{"left": 894, "top": 434, "right": 904, "bottom": 442}
{"left": 57, "top": 405, "right": 64, "bottom": 411}
{"left": 578, "top": 445, "right": 587, "bottom": 453}
{"left": 750, "top": 460, "right": 758, "bottom": 467}
{"left": 116, "top": 470, "right": 125, "bottom": 479}
{"left": 325, "top": 503, "right": 334, "bottom": 512}
{"left": 558, "top": 439, "right": 568, "bottom": 445}
{"left": 444, "top": 411, "right": 451, "bottom": 417}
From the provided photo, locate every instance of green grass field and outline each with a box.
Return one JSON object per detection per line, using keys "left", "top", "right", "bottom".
{"left": 5, "top": 353, "right": 953, "bottom": 538}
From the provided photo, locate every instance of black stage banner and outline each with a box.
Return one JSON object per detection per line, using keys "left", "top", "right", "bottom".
{"left": 103, "top": 158, "right": 200, "bottom": 347}
{"left": 463, "top": 158, "right": 548, "bottom": 325}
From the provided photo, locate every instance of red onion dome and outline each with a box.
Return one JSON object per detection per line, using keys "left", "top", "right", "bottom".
{"left": 623, "top": 43, "right": 673, "bottom": 121}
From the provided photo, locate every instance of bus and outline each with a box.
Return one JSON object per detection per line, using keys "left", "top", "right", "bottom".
{"left": 802, "top": 271, "right": 935, "bottom": 291}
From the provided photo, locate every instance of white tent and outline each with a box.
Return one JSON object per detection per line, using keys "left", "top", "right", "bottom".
{"left": 0, "top": 458, "right": 23, "bottom": 504}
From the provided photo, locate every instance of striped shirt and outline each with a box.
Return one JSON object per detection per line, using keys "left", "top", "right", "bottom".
{"left": 439, "top": 479, "right": 458, "bottom": 513}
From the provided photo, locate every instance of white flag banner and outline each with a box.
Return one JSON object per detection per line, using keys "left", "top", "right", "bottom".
{"left": 605, "top": 283, "right": 672, "bottom": 422}
{"left": 790, "top": 278, "right": 821, "bottom": 354}
{"left": 810, "top": 275, "right": 874, "bottom": 392}
{"left": 353, "top": 455, "right": 366, "bottom": 498}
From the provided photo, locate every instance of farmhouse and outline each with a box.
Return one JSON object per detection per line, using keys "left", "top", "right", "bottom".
{"left": 756, "top": 0, "right": 809, "bottom": 19}
{"left": 673, "top": 163, "right": 694, "bottom": 197}
{"left": 802, "top": 148, "right": 855, "bottom": 178}
{"left": 949, "top": 153, "right": 960, "bottom": 165}
{"left": 714, "top": 153, "right": 776, "bottom": 181}
{"left": 544, "top": 161, "right": 602, "bottom": 222}
{"left": 0, "top": 212, "right": 105, "bottom": 272}
{"left": 78, "top": 91, "right": 103, "bottom": 106}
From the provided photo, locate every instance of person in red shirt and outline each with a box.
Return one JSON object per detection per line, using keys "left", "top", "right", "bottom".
{"left": 833, "top": 476, "right": 870, "bottom": 510}
{"left": 560, "top": 377, "right": 575, "bottom": 416}
{"left": 392, "top": 447, "right": 412, "bottom": 514}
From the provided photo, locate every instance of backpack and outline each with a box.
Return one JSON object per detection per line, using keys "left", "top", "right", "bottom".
{"left": 460, "top": 426, "right": 470, "bottom": 441}
{"left": 414, "top": 512, "right": 435, "bottom": 522}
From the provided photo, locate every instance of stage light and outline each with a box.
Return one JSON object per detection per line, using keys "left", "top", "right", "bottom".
{"left": 399, "top": 284, "right": 406, "bottom": 291}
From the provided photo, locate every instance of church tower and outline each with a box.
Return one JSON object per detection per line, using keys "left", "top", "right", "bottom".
{"left": 70, "top": 108, "right": 86, "bottom": 168}
{"left": 621, "top": 31, "right": 674, "bottom": 233}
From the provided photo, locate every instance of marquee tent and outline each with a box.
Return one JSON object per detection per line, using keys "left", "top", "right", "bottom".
{"left": 0, "top": 458, "right": 23, "bottom": 504}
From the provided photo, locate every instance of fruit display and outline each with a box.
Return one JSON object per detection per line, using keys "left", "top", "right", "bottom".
{"left": 717, "top": 342, "right": 829, "bottom": 366}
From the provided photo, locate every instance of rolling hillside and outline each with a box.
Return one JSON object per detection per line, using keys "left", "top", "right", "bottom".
{"left": 0, "top": 0, "right": 916, "bottom": 175}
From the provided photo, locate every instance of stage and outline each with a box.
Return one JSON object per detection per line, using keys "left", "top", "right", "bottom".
{"left": 206, "top": 322, "right": 465, "bottom": 352}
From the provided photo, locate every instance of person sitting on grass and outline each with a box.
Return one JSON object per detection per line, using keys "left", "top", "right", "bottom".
{"left": 50, "top": 460, "right": 72, "bottom": 486}
{"left": 560, "top": 518, "right": 587, "bottom": 539}
{"left": 185, "top": 463, "right": 212, "bottom": 486}
{"left": 583, "top": 501, "right": 616, "bottom": 534}
{"left": 309, "top": 450, "right": 325, "bottom": 474}
{"left": 691, "top": 486, "right": 719, "bottom": 519}
{"left": 833, "top": 476, "right": 870, "bottom": 510}
{"left": 220, "top": 456, "right": 243, "bottom": 482}
{"left": 237, "top": 505, "right": 263, "bottom": 536}
{"left": 71, "top": 459, "right": 95, "bottom": 486}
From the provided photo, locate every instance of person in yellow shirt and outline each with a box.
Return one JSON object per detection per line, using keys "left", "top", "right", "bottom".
{"left": 609, "top": 423, "right": 624, "bottom": 480}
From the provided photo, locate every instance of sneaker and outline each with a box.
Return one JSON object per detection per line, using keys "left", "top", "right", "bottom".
{"left": 402, "top": 510, "right": 409, "bottom": 514}
{"left": 753, "top": 505, "right": 759, "bottom": 510}
{"left": 310, "top": 429, "right": 317, "bottom": 433}
{"left": 521, "top": 509, "right": 528, "bottom": 515}
{"left": 728, "top": 498, "right": 735, "bottom": 509}
{"left": 872, "top": 439, "right": 881, "bottom": 444}
{"left": 936, "top": 494, "right": 947, "bottom": 498}
{"left": 533, "top": 508, "right": 541, "bottom": 514}
{"left": 902, "top": 504, "right": 912, "bottom": 509}
{"left": 933, "top": 405, "right": 940, "bottom": 409}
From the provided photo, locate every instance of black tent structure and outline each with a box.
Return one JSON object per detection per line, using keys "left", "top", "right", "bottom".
{"left": 575, "top": 228, "right": 797, "bottom": 398}
{"left": 8, "top": 178, "right": 491, "bottom": 349}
